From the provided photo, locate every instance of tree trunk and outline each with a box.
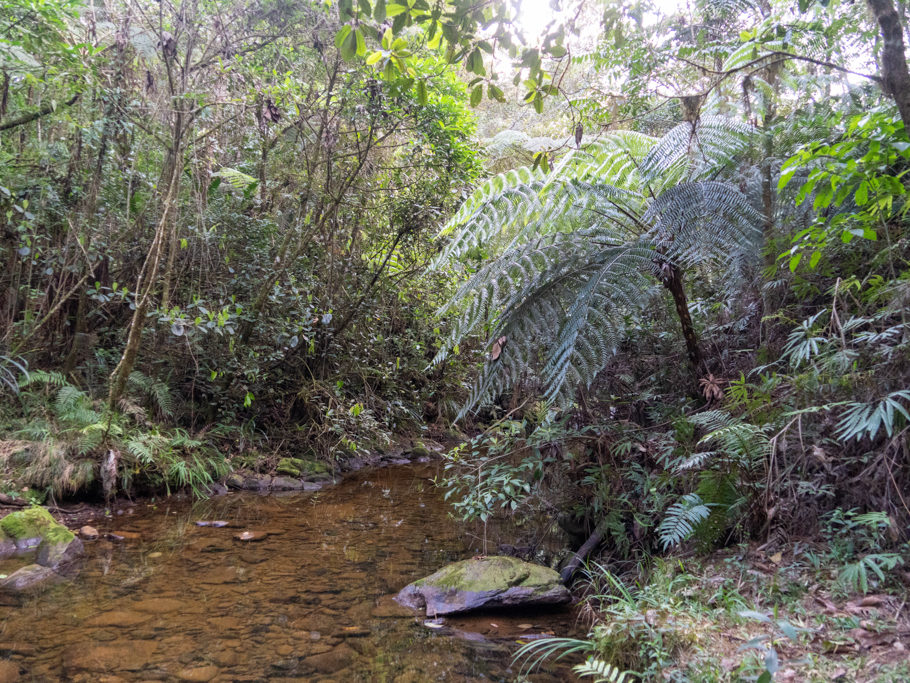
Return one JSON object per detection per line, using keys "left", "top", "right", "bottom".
{"left": 107, "top": 153, "right": 182, "bottom": 408}
{"left": 868, "top": 0, "right": 910, "bottom": 132}
{"left": 661, "top": 262, "right": 704, "bottom": 374}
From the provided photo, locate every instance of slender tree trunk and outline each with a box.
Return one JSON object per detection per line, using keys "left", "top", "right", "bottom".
{"left": 868, "top": 0, "right": 910, "bottom": 132}
{"left": 108, "top": 152, "right": 182, "bottom": 408}
{"left": 661, "top": 263, "right": 704, "bottom": 374}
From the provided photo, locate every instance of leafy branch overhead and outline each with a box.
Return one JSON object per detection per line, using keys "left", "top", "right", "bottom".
{"left": 333, "top": 0, "right": 571, "bottom": 107}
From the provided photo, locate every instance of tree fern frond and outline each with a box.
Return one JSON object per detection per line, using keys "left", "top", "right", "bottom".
{"left": 640, "top": 116, "right": 754, "bottom": 187}
{"left": 214, "top": 167, "right": 257, "bottom": 191}
{"left": 643, "top": 181, "right": 762, "bottom": 267}
{"left": 435, "top": 116, "right": 758, "bottom": 417}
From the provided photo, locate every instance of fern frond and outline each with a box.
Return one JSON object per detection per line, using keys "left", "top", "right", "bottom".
{"left": 214, "top": 167, "right": 258, "bottom": 191}
{"left": 19, "top": 369, "right": 67, "bottom": 389}
{"left": 659, "top": 493, "right": 712, "bottom": 549}
{"left": 435, "top": 116, "right": 758, "bottom": 417}
{"left": 127, "top": 371, "right": 175, "bottom": 418}
{"left": 643, "top": 181, "right": 762, "bottom": 268}
{"left": 573, "top": 656, "right": 630, "bottom": 683}
{"left": 639, "top": 116, "right": 754, "bottom": 187}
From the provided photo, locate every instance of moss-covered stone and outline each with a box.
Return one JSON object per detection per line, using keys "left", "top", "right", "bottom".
{"left": 276, "top": 458, "right": 303, "bottom": 477}
{"left": 0, "top": 507, "right": 83, "bottom": 569}
{"left": 396, "top": 556, "right": 570, "bottom": 615}
{"left": 276, "top": 457, "right": 328, "bottom": 478}
{"left": 0, "top": 507, "right": 74, "bottom": 549}
{"left": 410, "top": 442, "right": 431, "bottom": 458}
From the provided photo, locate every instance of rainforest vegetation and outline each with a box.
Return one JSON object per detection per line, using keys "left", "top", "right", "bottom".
{"left": 2, "top": 0, "right": 910, "bottom": 679}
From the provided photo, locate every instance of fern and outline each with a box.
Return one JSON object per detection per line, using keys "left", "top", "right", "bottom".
{"left": 18, "top": 369, "right": 68, "bottom": 389}
{"left": 659, "top": 493, "right": 712, "bottom": 549}
{"left": 689, "top": 410, "right": 770, "bottom": 464}
{"left": 127, "top": 370, "right": 175, "bottom": 418}
{"left": 214, "top": 167, "right": 258, "bottom": 192}
{"left": 433, "top": 118, "right": 759, "bottom": 415}
{"left": 573, "top": 656, "right": 630, "bottom": 683}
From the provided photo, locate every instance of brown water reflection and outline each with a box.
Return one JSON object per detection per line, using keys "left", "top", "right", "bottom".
{"left": 0, "top": 463, "right": 577, "bottom": 681}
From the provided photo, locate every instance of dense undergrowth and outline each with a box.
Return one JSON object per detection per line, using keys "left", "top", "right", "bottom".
{"left": 2, "top": 0, "right": 910, "bottom": 678}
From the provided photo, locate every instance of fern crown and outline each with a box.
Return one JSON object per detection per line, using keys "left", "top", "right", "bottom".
{"left": 433, "top": 117, "right": 760, "bottom": 416}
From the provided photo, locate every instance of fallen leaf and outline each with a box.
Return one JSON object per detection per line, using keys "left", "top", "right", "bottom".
{"left": 769, "top": 552, "right": 783, "bottom": 565}
{"left": 490, "top": 336, "right": 507, "bottom": 361}
{"left": 858, "top": 595, "right": 885, "bottom": 607}
{"left": 517, "top": 623, "right": 533, "bottom": 630}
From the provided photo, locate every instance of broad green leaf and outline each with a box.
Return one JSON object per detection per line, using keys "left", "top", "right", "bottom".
{"left": 470, "top": 85, "right": 482, "bottom": 107}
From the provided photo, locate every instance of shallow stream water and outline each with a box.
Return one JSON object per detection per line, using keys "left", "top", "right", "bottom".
{"left": 0, "top": 462, "right": 576, "bottom": 681}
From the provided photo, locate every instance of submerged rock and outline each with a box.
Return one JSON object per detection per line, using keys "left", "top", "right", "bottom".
{"left": 0, "top": 564, "right": 63, "bottom": 594}
{"left": 395, "top": 556, "right": 571, "bottom": 616}
{"left": 234, "top": 530, "right": 269, "bottom": 542}
{"left": 0, "top": 659, "right": 20, "bottom": 683}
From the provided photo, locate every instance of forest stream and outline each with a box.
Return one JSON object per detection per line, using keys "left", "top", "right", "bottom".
{"left": 0, "top": 462, "right": 575, "bottom": 681}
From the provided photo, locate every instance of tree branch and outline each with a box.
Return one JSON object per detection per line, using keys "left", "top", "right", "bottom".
{"left": 0, "top": 92, "right": 80, "bottom": 132}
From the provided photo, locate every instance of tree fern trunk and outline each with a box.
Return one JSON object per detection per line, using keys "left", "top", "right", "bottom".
{"left": 662, "top": 263, "right": 704, "bottom": 374}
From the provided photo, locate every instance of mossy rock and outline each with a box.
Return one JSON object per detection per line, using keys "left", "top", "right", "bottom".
{"left": 0, "top": 507, "right": 83, "bottom": 569}
{"left": 275, "top": 458, "right": 302, "bottom": 477}
{"left": 410, "top": 441, "right": 431, "bottom": 458}
{"left": 395, "top": 555, "right": 570, "bottom": 615}
{"left": 0, "top": 506, "right": 74, "bottom": 550}
{"left": 276, "top": 458, "right": 328, "bottom": 478}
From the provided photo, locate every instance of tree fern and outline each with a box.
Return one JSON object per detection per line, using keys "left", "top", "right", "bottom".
{"left": 433, "top": 118, "right": 760, "bottom": 414}
{"left": 214, "top": 167, "right": 258, "bottom": 192}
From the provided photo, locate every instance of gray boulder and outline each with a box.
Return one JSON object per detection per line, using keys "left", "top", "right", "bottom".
{"left": 0, "top": 564, "right": 63, "bottom": 594}
{"left": 395, "top": 555, "right": 571, "bottom": 616}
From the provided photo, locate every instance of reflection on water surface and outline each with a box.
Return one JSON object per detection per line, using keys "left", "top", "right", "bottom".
{"left": 0, "top": 463, "right": 575, "bottom": 681}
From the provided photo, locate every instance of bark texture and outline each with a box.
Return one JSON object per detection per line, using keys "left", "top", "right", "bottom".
{"left": 868, "top": 0, "right": 910, "bottom": 132}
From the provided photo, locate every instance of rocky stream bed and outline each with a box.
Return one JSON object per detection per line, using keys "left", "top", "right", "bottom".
{"left": 0, "top": 461, "right": 576, "bottom": 681}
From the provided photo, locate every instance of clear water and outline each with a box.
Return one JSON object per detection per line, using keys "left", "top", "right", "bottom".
{"left": 0, "top": 463, "right": 576, "bottom": 681}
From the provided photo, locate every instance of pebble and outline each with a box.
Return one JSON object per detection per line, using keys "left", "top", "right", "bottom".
{"left": 0, "top": 660, "right": 20, "bottom": 683}
{"left": 233, "top": 531, "right": 269, "bottom": 542}
{"left": 79, "top": 526, "right": 99, "bottom": 540}
{"left": 176, "top": 665, "right": 220, "bottom": 681}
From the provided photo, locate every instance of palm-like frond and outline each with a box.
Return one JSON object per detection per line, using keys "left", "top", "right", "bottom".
{"left": 659, "top": 492, "right": 712, "bottom": 549}
{"left": 434, "top": 119, "right": 758, "bottom": 415}
{"left": 573, "top": 656, "right": 631, "bottom": 683}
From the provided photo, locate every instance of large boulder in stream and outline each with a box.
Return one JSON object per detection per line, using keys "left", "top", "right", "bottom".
{"left": 395, "top": 555, "right": 571, "bottom": 616}
{"left": 0, "top": 507, "right": 84, "bottom": 595}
